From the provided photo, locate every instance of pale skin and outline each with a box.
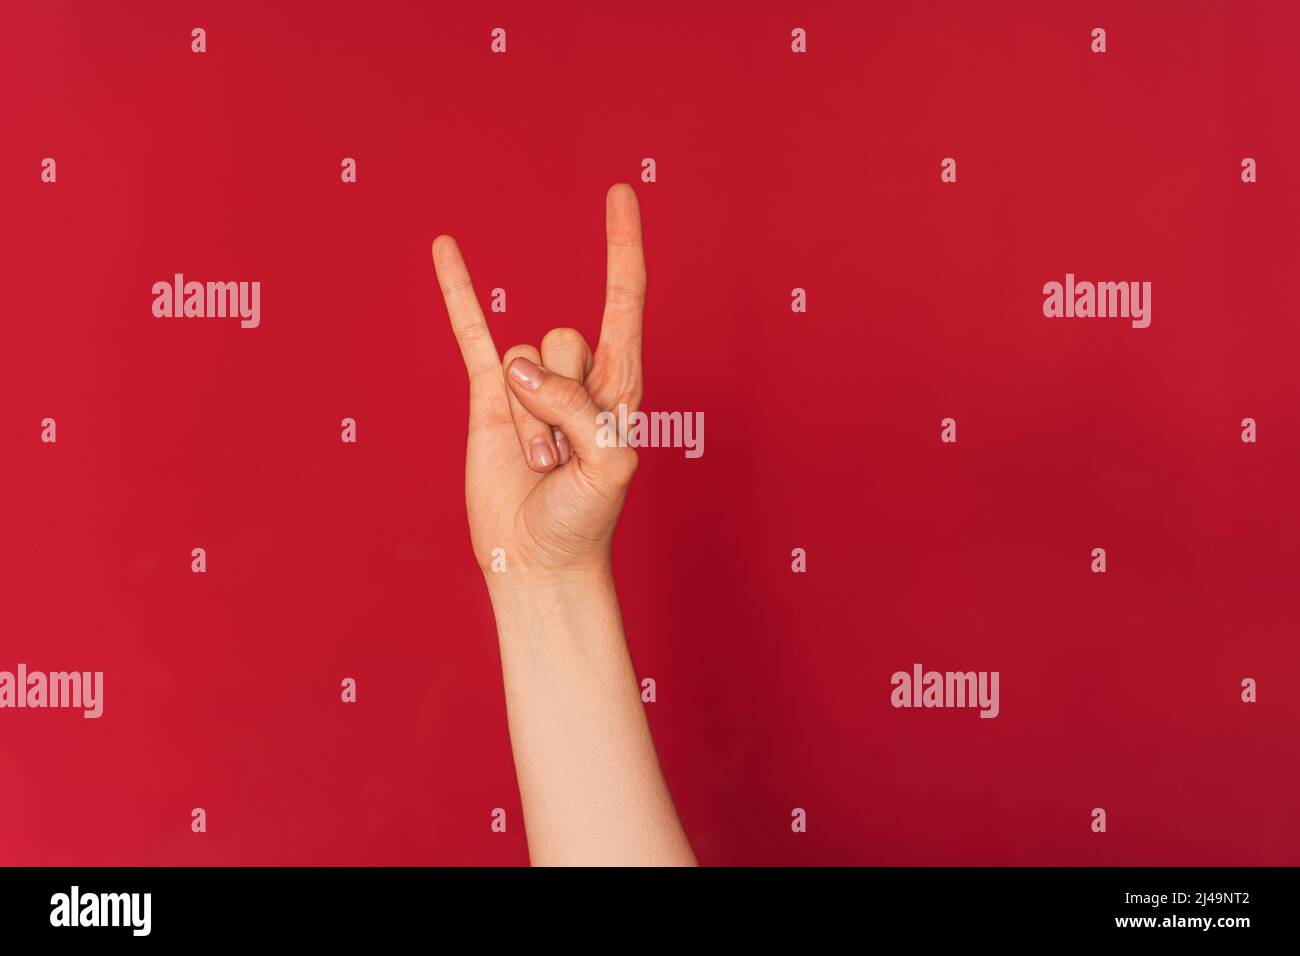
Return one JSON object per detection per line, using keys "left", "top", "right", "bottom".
{"left": 431, "top": 183, "right": 696, "bottom": 866}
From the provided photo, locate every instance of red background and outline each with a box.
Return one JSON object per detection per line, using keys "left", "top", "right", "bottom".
{"left": 2, "top": 1, "right": 1297, "bottom": 866}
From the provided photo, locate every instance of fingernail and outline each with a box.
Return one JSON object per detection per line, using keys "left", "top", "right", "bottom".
{"left": 508, "top": 357, "right": 544, "bottom": 389}
{"left": 530, "top": 436, "right": 555, "bottom": 469}
{"left": 554, "top": 427, "right": 572, "bottom": 465}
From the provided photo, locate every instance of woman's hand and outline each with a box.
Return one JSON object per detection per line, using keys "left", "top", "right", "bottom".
{"left": 430, "top": 184, "right": 695, "bottom": 865}
{"left": 432, "top": 183, "right": 646, "bottom": 578}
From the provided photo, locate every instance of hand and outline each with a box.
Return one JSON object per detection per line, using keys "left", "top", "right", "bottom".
{"left": 430, "top": 186, "right": 695, "bottom": 866}
{"left": 432, "top": 184, "right": 646, "bottom": 577}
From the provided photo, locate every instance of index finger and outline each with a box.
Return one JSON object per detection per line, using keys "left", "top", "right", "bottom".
{"left": 596, "top": 184, "right": 645, "bottom": 363}
{"left": 432, "top": 234, "right": 501, "bottom": 382}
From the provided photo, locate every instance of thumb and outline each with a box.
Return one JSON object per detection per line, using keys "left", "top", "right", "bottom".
{"left": 504, "top": 356, "right": 637, "bottom": 485}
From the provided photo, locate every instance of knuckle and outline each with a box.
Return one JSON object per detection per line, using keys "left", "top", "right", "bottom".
{"left": 502, "top": 344, "right": 537, "bottom": 363}
{"left": 551, "top": 376, "right": 589, "bottom": 414}
{"left": 610, "top": 447, "right": 639, "bottom": 482}
{"left": 541, "top": 327, "right": 584, "bottom": 352}
{"left": 606, "top": 284, "right": 646, "bottom": 308}
{"left": 457, "top": 320, "right": 490, "bottom": 345}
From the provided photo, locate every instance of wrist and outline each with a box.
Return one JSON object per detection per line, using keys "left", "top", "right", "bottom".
{"left": 484, "top": 562, "right": 616, "bottom": 608}
{"left": 485, "top": 562, "right": 629, "bottom": 665}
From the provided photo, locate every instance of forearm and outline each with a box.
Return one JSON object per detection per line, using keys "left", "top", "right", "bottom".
{"left": 486, "top": 567, "right": 696, "bottom": 866}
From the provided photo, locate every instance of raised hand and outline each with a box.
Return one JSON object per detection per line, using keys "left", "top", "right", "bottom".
{"left": 431, "top": 184, "right": 694, "bottom": 866}
{"left": 432, "top": 183, "right": 646, "bottom": 577}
